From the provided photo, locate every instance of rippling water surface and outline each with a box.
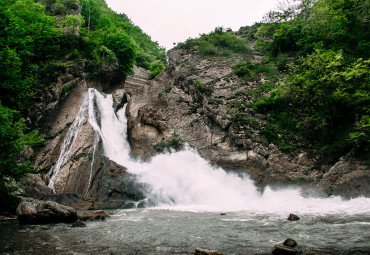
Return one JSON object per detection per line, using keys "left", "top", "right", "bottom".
{"left": 1, "top": 208, "right": 370, "bottom": 255}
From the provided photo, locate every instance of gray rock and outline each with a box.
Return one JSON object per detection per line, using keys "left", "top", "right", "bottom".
{"left": 16, "top": 198, "right": 77, "bottom": 224}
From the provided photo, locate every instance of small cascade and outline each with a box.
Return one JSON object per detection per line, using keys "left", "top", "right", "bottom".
{"left": 47, "top": 96, "right": 89, "bottom": 190}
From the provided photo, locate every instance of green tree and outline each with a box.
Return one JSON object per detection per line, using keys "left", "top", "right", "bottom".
{"left": 106, "top": 29, "right": 137, "bottom": 74}
{"left": 0, "top": 103, "right": 44, "bottom": 212}
{"left": 149, "top": 60, "right": 165, "bottom": 79}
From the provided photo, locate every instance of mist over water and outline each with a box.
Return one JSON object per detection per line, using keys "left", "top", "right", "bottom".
{"left": 87, "top": 88, "right": 370, "bottom": 215}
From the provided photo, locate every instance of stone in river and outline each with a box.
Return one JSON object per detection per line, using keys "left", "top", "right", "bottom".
{"left": 287, "top": 214, "right": 300, "bottom": 221}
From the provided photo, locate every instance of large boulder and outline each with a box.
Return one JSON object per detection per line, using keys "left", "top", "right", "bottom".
{"left": 16, "top": 198, "right": 77, "bottom": 224}
{"left": 317, "top": 156, "right": 370, "bottom": 198}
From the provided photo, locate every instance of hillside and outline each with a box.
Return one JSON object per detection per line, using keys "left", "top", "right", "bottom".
{"left": 126, "top": 0, "right": 369, "bottom": 197}
{"left": 0, "top": 0, "right": 369, "bottom": 213}
{"left": 0, "top": 0, "right": 166, "bottom": 212}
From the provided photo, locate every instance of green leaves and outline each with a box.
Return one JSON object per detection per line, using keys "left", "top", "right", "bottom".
{"left": 0, "top": 102, "right": 44, "bottom": 211}
{"left": 106, "top": 29, "right": 137, "bottom": 74}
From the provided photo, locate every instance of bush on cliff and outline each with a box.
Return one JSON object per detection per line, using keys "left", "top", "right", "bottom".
{"left": 0, "top": 103, "right": 44, "bottom": 212}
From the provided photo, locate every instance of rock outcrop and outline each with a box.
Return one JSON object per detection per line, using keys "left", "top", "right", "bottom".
{"left": 124, "top": 47, "right": 370, "bottom": 198}
{"left": 317, "top": 155, "right": 370, "bottom": 198}
{"left": 16, "top": 198, "right": 77, "bottom": 224}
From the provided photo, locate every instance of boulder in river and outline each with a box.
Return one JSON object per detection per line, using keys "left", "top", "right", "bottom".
{"left": 287, "top": 214, "right": 300, "bottom": 221}
{"left": 194, "top": 248, "right": 223, "bottom": 255}
{"left": 79, "top": 210, "right": 109, "bottom": 221}
{"left": 16, "top": 198, "right": 77, "bottom": 224}
{"left": 283, "top": 238, "right": 297, "bottom": 248}
{"left": 272, "top": 244, "right": 298, "bottom": 255}
{"left": 71, "top": 220, "right": 87, "bottom": 228}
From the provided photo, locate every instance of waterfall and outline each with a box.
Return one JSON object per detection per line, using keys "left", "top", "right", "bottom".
{"left": 47, "top": 96, "right": 89, "bottom": 190}
{"left": 52, "top": 88, "right": 370, "bottom": 214}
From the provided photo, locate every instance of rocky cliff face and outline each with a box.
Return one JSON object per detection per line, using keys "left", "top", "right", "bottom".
{"left": 126, "top": 48, "right": 370, "bottom": 198}
{"left": 28, "top": 63, "right": 145, "bottom": 209}
{"left": 28, "top": 51, "right": 369, "bottom": 209}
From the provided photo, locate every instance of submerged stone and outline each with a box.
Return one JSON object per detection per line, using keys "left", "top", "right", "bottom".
{"left": 72, "top": 220, "right": 86, "bottom": 228}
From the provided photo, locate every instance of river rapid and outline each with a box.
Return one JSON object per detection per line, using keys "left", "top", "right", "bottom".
{"left": 1, "top": 89, "right": 369, "bottom": 255}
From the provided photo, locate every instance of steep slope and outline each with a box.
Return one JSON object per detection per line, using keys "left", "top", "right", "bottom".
{"left": 126, "top": 18, "right": 370, "bottom": 198}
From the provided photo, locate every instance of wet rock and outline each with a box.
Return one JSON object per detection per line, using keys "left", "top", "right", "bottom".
{"left": 122, "top": 202, "right": 136, "bottom": 209}
{"left": 112, "top": 89, "right": 128, "bottom": 112}
{"left": 220, "top": 212, "right": 226, "bottom": 215}
{"left": 283, "top": 238, "right": 297, "bottom": 248}
{"left": 195, "top": 248, "right": 223, "bottom": 255}
{"left": 287, "top": 214, "right": 300, "bottom": 221}
{"left": 317, "top": 157, "right": 370, "bottom": 198}
{"left": 43, "top": 194, "right": 93, "bottom": 210}
{"left": 272, "top": 244, "right": 298, "bottom": 255}
{"left": 16, "top": 198, "right": 77, "bottom": 224}
{"left": 0, "top": 215, "right": 17, "bottom": 223}
{"left": 20, "top": 174, "right": 53, "bottom": 199}
{"left": 71, "top": 220, "right": 86, "bottom": 228}
{"left": 79, "top": 210, "right": 109, "bottom": 221}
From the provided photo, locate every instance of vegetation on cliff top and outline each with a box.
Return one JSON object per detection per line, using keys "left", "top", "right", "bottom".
{"left": 0, "top": 0, "right": 166, "bottom": 211}
{"left": 175, "top": 0, "right": 369, "bottom": 159}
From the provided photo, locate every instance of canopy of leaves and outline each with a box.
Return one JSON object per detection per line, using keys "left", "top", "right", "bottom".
{"left": 178, "top": 27, "right": 251, "bottom": 57}
{"left": 253, "top": 0, "right": 370, "bottom": 157}
{"left": 0, "top": 0, "right": 166, "bottom": 210}
{"left": 0, "top": 102, "right": 44, "bottom": 212}
{"left": 80, "top": 0, "right": 166, "bottom": 69}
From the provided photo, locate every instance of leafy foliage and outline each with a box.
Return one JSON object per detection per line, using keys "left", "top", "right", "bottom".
{"left": 0, "top": 103, "right": 44, "bottom": 212}
{"left": 178, "top": 27, "right": 251, "bottom": 57}
{"left": 0, "top": 0, "right": 166, "bottom": 210}
{"left": 154, "top": 133, "right": 184, "bottom": 153}
{"left": 149, "top": 60, "right": 165, "bottom": 79}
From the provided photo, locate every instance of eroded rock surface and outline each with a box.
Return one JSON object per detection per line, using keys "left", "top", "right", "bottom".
{"left": 124, "top": 48, "right": 369, "bottom": 198}
{"left": 16, "top": 198, "right": 77, "bottom": 224}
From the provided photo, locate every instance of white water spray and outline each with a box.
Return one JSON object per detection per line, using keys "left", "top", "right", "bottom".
{"left": 58, "top": 89, "right": 370, "bottom": 214}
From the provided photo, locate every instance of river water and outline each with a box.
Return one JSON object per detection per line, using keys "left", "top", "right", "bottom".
{"left": 1, "top": 89, "right": 369, "bottom": 254}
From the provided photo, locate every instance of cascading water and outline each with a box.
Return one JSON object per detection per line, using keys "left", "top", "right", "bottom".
{"left": 47, "top": 96, "right": 90, "bottom": 190}
{"left": 3, "top": 88, "right": 369, "bottom": 255}
{"left": 86, "top": 88, "right": 370, "bottom": 215}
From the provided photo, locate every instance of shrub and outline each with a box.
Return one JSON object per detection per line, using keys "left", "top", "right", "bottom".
{"left": 193, "top": 80, "right": 213, "bottom": 95}
{"left": 149, "top": 60, "right": 165, "bottom": 79}
{"left": 154, "top": 133, "right": 184, "bottom": 153}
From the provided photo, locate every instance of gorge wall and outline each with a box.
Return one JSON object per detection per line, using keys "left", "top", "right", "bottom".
{"left": 126, "top": 48, "right": 370, "bottom": 199}
{"left": 27, "top": 50, "right": 369, "bottom": 210}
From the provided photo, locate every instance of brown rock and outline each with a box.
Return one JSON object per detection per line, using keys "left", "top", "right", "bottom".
{"left": 79, "top": 210, "right": 109, "bottom": 221}
{"left": 283, "top": 238, "right": 297, "bottom": 248}
{"left": 195, "top": 248, "right": 223, "bottom": 255}
{"left": 71, "top": 220, "right": 86, "bottom": 228}
{"left": 287, "top": 214, "right": 300, "bottom": 221}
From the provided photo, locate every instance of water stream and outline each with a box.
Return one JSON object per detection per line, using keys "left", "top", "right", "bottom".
{"left": 1, "top": 88, "right": 369, "bottom": 254}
